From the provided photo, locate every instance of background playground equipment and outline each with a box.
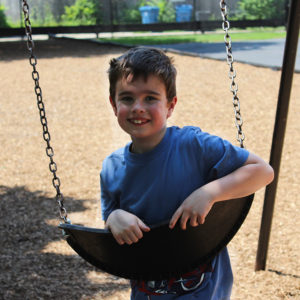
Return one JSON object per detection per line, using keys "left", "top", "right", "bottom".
{"left": 175, "top": 4, "right": 193, "bottom": 22}
{"left": 139, "top": 6, "right": 160, "bottom": 24}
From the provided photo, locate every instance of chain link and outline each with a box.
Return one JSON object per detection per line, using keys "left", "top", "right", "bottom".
{"left": 22, "top": 0, "right": 69, "bottom": 222}
{"left": 220, "top": 0, "right": 245, "bottom": 148}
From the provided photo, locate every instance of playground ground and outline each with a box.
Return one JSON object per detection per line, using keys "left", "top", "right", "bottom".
{"left": 0, "top": 38, "right": 299, "bottom": 299}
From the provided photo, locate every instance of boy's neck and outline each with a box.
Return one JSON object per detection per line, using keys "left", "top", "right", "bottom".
{"left": 130, "top": 127, "right": 167, "bottom": 154}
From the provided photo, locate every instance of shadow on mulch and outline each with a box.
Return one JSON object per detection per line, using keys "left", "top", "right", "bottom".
{"left": 0, "top": 185, "right": 129, "bottom": 300}
{"left": 0, "top": 38, "right": 127, "bottom": 62}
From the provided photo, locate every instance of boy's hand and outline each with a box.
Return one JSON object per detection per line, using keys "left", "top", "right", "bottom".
{"left": 169, "top": 188, "right": 214, "bottom": 230}
{"left": 106, "top": 209, "right": 150, "bottom": 245}
{"left": 169, "top": 153, "right": 274, "bottom": 231}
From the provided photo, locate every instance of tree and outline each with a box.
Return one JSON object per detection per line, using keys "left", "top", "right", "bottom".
{"left": 111, "top": 0, "right": 141, "bottom": 24}
{"left": 237, "top": 0, "right": 286, "bottom": 20}
{"left": 50, "top": 0, "right": 75, "bottom": 23}
{"left": 0, "top": 5, "right": 9, "bottom": 27}
{"left": 62, "top": 0, "right": 102, "bottom": 25}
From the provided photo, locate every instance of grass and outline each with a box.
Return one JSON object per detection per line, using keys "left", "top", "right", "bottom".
{"left": 97, "top": 28, "right": 287, "bottom": 45}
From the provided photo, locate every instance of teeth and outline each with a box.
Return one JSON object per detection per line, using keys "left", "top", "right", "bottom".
{"left": 133, "top": 120, "right": 142, "bottom": 124}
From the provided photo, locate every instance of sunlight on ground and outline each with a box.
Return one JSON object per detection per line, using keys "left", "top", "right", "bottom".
{"left": 85, "top": 271, "right": 131, "bottom": 300}
{"left": 41, "top": 240, "right": 76, "bottom": 255}
{"left": 102, "top": 292, "right": 131, "bottom": 300}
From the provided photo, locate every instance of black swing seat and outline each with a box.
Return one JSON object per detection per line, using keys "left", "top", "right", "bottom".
{"left": 59, "top": 194, "right": 253, "bottom": 280}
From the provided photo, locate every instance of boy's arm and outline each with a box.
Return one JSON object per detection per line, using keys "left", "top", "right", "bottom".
{"left": 106, "top": 209, "right": 150, "bottom": 245}
{"left": 169, "top": 152, "right": 274, "bottom": 230}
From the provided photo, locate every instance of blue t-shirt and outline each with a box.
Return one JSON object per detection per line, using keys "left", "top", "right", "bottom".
{"left": 100, "top": 126, "right": 249, "bottom": 299}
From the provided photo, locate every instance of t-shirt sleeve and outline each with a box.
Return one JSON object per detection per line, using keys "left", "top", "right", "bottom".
{"left": 191, "top": 128, "right": 249, "bottom": 182}
{"left": 100, "top": 157, "right": 119, "bottom": 221}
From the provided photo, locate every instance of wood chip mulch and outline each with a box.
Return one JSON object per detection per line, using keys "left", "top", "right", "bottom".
{"left": 0, "top": 38, "right": 299, "bottom": 299}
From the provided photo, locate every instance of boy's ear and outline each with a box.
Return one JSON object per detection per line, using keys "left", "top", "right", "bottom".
{"left": 109, "top": 96, "right": 117, "bottom": 116}
{"left": 167, "top": 96, "right": 177, "bottom": 118}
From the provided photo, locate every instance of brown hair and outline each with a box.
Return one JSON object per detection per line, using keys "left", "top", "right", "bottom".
{"left": 108, "top": 46, "right": 177, "bottom": 102}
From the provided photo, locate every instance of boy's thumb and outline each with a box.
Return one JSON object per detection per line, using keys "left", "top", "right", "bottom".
{"left": 138, "top": 219, "right": 150, "bottom": 232}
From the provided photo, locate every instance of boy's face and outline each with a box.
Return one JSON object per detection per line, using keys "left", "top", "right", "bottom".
{"left": 110, "top": 74, "right": 177, "bottom": 151}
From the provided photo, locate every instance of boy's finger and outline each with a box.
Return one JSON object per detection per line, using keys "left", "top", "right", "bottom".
{"left": 180, "top": 213, "right": 189, "bottom": 230}
{"left": 137, "top": 219, "right": 151, "bottom": 232}
{"left": 123, "top": 235, "right": 133, "bottom": 245}
{"left": 132, "top": 226, "right": 144, "bottom": 240}
{"left": 124, "top": 230, "right": 143, "bottom": 245}
{"left": 169, "top": 207, "right": 182, "bottom": 229}
{"left": 198, "top": 215, "right": 205, "bottom": 224}
{"left": 116, "top": 236, "right": 125, "bottom": 245}
{"left": 190, "top": 215, "right": 199, "bottom": 227}
{"left": 127, "top": 231, "right": 140, "bottom": 243}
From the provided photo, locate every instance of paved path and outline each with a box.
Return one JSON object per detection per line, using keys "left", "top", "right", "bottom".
{"left": 153, "top": 38, "right": 300, "bottom": 72}
{"left": 3, "top": 33, "right": 299, "bottom": 72}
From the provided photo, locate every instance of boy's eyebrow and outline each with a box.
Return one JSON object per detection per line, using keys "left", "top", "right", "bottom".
{"left": 118, "top": 90, "right": 161, "bottom": 96}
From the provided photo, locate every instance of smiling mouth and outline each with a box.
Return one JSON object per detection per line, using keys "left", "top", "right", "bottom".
{"left": 129, "top": 119, "right": 149, "bottom": 125}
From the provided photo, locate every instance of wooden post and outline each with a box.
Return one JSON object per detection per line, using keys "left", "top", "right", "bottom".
{"left": 255, "top": 0, "right": 300, "bottom": 271}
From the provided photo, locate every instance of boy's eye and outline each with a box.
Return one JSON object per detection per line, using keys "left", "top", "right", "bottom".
{"left": 145, "top": 96, "right": 157, "bottom": 101}
{"left": 120, "top": 96, "right": 133, "bottom": 102}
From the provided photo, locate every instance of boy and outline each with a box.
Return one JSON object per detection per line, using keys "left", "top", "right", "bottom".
{"left": 100, "top": 47, "right": 274, "bottom": 299}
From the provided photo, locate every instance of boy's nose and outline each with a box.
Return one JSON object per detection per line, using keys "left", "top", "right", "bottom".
{"left": 132, "top": 99, "right": 145, "bottom": 113}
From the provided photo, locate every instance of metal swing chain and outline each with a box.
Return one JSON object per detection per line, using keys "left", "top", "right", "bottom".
{"left": 220, "top": 0, "right": 245, "bottom": 148}
{"left": 22, "top": 0, "right": 69, "bottom": 222}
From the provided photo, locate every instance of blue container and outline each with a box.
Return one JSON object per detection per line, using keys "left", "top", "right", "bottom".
{"left": 139, "top": 6, "right": 159, "bottom": 24}
{"left": 176, "top": 4, "right": 193, "bottom": 22}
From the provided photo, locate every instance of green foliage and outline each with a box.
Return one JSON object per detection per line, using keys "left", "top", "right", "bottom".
{"left": 62, "top": 0, "right": 100, "bottom": 25}
{"left": 121, "top": 8, "right": 141, "bottom": 24}
{"left": 0, "top": 5, "right": 9, "bottom": 28}
{"left": 237, "top": 0, "right": 286, "bottom": 20}
{"left": 29, "top": 0, "right": 62, "bottom": 26}
{"left": 51, "top": 0, "right": 75, "bottom": 23}
{"left": 112, "top": 1, "right": 141, "bottom": 24}
{"left": 140, "top": 0, "right": 175, "bottom": 23}
{"left": 93, "top": 0, "right": 103, "bottom": 24}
